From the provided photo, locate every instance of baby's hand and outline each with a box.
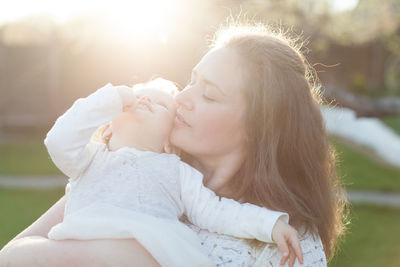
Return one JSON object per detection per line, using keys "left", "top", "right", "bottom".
{"left": 272, "top": 217, "right": 303, "bottom": 267}
{"left": 115, "top": 85, "right": 137, "bottom": 111}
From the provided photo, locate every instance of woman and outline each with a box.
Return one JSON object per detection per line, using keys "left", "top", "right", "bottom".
{"left": 0, "top": 23, "right": 346, "bottom": 266}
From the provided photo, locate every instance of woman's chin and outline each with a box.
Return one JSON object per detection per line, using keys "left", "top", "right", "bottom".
{"left": 169, "top": 127, "right": 184, "bottom": 147}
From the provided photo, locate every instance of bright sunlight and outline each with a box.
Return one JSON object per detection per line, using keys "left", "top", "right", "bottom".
{"left": 0, "top": 0, "right": 180, "bottom": 42}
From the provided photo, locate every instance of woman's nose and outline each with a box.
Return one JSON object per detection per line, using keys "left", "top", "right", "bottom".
{"left": 175, "top": 88, "right": 194, "bottom": 111}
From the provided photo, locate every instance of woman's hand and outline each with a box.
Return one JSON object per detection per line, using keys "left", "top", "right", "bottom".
{"left": 0, "top": 193, "right": 67, "bottom": 265}
{"left": 272, "top": 217, "right": 304, "bottom": 267}
{"left": 0, "top": 192, "right": 161, "bottom": 267}
{"left": 6, "top": 193, "right": 67, "bottom": 244}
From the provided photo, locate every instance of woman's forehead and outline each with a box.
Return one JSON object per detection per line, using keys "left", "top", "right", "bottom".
{"left": 194, "top": 47, "right": 244, "bottom": 96}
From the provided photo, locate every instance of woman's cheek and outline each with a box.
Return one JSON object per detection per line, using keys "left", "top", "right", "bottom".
{"left": 197, "top": 108, "right": 244, "bottom": 148}
{"left": 200, "top": 118, "right": 230, "bottom": 144}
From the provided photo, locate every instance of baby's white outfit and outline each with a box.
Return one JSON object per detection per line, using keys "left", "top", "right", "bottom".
{"left": 45, "top": 84, "right": 288, "bottom": 267}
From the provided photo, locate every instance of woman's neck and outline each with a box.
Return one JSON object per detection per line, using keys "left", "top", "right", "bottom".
{"left": 190, "top": 149, "right": 246, "bottom": 197}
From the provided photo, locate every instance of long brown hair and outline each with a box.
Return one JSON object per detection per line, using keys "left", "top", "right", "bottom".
{"left": 210, "top": 24, "right": 348, "bottom": 260}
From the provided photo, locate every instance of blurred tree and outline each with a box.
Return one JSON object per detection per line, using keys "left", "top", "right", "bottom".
{"left": 1, "top": 0, "right": 400, "bottom": 126}
{"left": 234, "top": 0, "right": 400, "bottom": 117}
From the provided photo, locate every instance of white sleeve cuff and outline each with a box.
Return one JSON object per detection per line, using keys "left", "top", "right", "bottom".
{"left": 264, "top": 211, "right": 289, "bottom": 243}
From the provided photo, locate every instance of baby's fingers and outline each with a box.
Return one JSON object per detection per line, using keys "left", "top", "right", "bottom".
{"left": 289, "top": 233, "right": 303, "bottom": 265}
{"left": 288, "top": 246, "right": 296, "bottom": 267}
{"left": 274, "top": 235, "right": 289, "bottom": 265}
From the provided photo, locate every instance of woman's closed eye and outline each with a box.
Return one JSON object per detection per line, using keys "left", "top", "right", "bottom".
{"left": 202, "top": 94, "right": 215, "bottom": 102}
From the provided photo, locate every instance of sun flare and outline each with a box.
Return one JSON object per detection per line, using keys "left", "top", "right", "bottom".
{"left": 105, "top": 0, "right": 175, "bottom": 41}
{"left": 1, "top": 0, "right": 179, "bottom": 43}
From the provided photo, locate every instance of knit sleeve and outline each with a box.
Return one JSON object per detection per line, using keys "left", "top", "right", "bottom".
{"left": 179, "top": 161, "right": 288, "bottom": 243}
{"left": 44, "top": 83, "right": 122, "bottom": 180}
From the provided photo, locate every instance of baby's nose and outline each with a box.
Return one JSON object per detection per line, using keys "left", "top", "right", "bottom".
{"left": 139, "top": 95, "right": 153, "bottom": 103}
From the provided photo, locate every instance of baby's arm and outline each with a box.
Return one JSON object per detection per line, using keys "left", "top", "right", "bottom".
{"left": 44, "top": 83, "right": 123, "bottom": 179}
{"left": 178, "top": 162, "right": 287, "bottom": 243}
{"left": 179, "top": 162, "right": 303, "bottom": 266}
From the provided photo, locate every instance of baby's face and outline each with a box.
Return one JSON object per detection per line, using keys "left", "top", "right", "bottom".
{"left": 114, "top": 87, "right": 177, "bottom": 145}
{"left": 111, "top": 82, "right": 178, "bottom": 152}
{"left": 133, "top": 87, "right": 177, "bottom": 129}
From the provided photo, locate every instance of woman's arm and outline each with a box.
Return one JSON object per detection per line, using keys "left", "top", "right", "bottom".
{"left": 0, "top": 192, "right": 160, "bottom": 267}
{"left": 0, "top": 236, "right": 161, "bottom": 267}
{"left": 8, "top": 194, "right": 67, "bottom": 243}
{"left": 0, "top": 193, "right": 67, "bottom": 265}
{"left": 6, "top": 181, "right": 71, "bottom": 244}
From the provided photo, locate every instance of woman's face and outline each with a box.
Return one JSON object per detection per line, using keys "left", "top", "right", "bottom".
{"left": 170, "top": 47, "right": 247, "bottom": 160}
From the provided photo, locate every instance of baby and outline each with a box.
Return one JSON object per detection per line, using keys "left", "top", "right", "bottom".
{"left": 45, "top": 78, "right": 303, "bottom": 267}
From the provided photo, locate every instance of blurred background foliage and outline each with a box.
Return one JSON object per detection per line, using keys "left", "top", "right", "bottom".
{"left": 1, "top": 0, "right": 400, "bottom": 132}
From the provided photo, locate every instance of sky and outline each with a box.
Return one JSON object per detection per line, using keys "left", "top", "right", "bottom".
{"left": 330, "top": 0, "right": 359, "bottom": 12}
{"left": 0, "top": 0, "right": 360, "bottom": 25}
{"left": 0, "top": 0, "right": 178, "bottom": 25}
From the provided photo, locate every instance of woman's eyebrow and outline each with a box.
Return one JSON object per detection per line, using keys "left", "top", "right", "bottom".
{"left": 193, "top": 69, "right": 226, "bottom": 96}
{"left": 203, "top": 79, "right": 225, "bottom": 96}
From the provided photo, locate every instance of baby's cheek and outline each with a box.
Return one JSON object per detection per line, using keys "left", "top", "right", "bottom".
{"left": 113, "top": 113, "right": 138, "bottom": 134}
{"left": 113, "top": 112, "right": 132, "bottom": 126}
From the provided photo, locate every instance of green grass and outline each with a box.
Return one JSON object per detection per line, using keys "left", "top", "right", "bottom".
{"left": 0, "top": 142, "right": 61, "bottom": 176}
{"left": 381, "top": 116, "right": 400, "bottom": 135}
{"left": 330, "top": 204, "right": 400, "bottom": 267}
{"left": 0, "top": 187, "right": 65, "bottom": 248}
{"left": 1, "top": 138, "right": 400, "bottom": 193}
{"left": 1, "top": 187, "right": 399, "bottom": 267}
{"left": 332, "top": 139, "right": 400, "bottom": 192}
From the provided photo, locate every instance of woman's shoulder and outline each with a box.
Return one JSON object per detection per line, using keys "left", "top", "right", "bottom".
{"left": 253, "top": 228, "right": 327, "bottom": 267}
{"left": 183, "top": 219, "right": 327, "bottom": 267}
{"left": 183, "top": 220, "right": 258, "bottom": 266}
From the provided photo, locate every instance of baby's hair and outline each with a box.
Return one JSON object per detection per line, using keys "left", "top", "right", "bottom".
{"left": 133, "top": 77, "right": 180, "bottom": 96}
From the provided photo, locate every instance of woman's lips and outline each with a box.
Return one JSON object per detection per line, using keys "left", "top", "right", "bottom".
{"left": 175, "top": 111, "right": 190, "bottom": 127}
